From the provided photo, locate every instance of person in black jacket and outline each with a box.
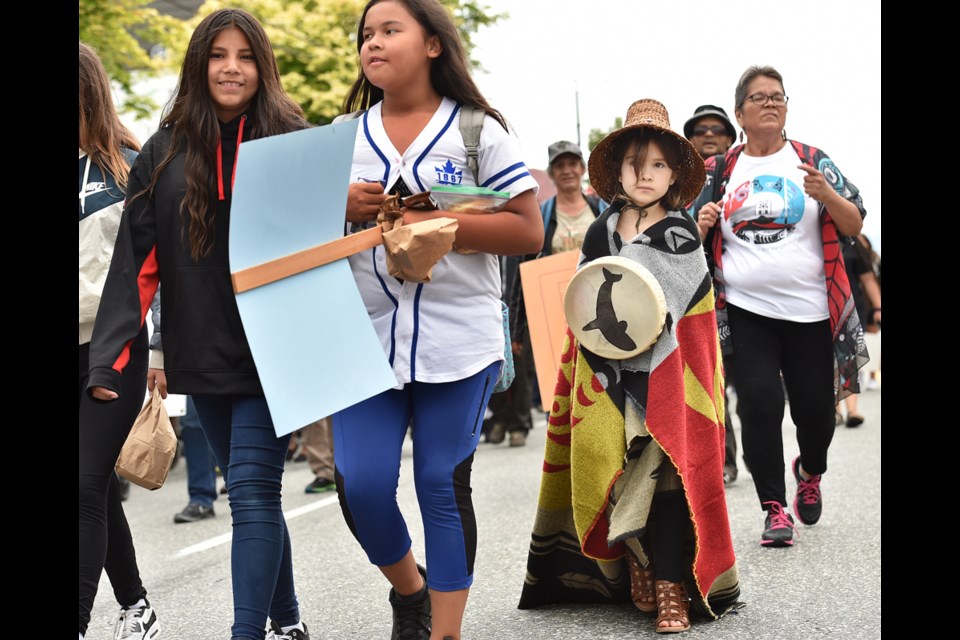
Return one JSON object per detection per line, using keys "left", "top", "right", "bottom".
{"left": 88, "top": 9, "right": 312, "bottom": 640}
{"left": 79, "top": 41, "right": 161, "bottom": 640}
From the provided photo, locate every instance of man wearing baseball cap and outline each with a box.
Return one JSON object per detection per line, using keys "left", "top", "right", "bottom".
{"left": 684, "top": 105, "right": 736, "bottom": 160}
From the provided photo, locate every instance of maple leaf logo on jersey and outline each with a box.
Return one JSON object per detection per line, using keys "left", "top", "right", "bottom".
{"left": 435, "top": 159, "right": 463, "bottom": 185}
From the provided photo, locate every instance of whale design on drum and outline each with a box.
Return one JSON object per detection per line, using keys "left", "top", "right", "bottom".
{"left": 582, "top": 268, "right": 637, "bottom": 352}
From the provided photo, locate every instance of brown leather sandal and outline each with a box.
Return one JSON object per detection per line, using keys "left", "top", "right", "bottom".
{"left": 654, "top": 580, "right": 690, "bottom": 633}
{"left": 625, "top": 551, "right": 656, "bottom": 613}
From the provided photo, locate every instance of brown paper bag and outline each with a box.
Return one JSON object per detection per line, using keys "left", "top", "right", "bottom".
{"left": 382, "top": 217, "right": 458, "bottom": 283}
{"left": 115, "top": 387, "right": 178, "bottom": 490}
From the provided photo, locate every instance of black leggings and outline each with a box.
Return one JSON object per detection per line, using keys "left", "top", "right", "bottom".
{"left": 726, "top": 304, "right": 835, "bottom": 510}
{"left": 79, "top": 330, "right": 148, "bottom": 634}
{"left": 650, "top": 491, "right": 690, "bottom": 583}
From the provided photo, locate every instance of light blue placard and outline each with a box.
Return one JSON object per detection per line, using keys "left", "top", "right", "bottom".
{"left": 230, "top": 120, "right": 397, "bottom": 436}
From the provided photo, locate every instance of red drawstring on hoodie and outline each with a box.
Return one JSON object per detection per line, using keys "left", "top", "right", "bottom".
{"left": 216, "top": 115, "right": 246, "bottom": 201}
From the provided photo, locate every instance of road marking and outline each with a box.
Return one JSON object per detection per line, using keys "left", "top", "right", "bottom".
{"left": 173, "top": 495, "right": 339, "bottom": 558}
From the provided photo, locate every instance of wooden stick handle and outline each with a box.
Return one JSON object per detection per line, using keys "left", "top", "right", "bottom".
{"left": 232, "top": 226, "right": 383, "bottom": 293}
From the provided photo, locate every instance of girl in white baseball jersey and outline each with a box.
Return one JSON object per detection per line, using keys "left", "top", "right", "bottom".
{"left": 334, "top": 1, "right": 542, "bottom": 638}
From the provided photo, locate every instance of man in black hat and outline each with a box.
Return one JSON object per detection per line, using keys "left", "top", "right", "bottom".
{"left": 684, "top": 105, "right": 736, "bottom": 160}
{"left": 684, "top": 105, "right": 739, "bottom": 486}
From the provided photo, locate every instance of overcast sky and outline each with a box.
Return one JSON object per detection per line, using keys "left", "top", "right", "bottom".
{"left": 470, "top": 0, "right": 881, "bottom": 252}
{"left": 119, "top": 0, "right": 880, "bottom": 251}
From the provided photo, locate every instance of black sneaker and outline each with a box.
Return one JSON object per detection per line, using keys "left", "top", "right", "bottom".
{"left": 760, "top": 501, "right": 796, "bottom": 547}
{"left": 173, "top": 503, "right": 215, "bottom": 524}
{"left": 304, "top": 477, "right": 336, "bottom": 494}
{"left": 389, "top": 564, "right": 431, "bottom": 640}
{"left": 792, "top": 456, "right": 823, "bottom": 525}
{"left": 266, "top": 620, "right": 310, "bottom": 640}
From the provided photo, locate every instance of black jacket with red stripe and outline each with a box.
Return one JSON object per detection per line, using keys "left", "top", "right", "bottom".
{"left": 88, "top": 112, "right": 264, "bottom": 397}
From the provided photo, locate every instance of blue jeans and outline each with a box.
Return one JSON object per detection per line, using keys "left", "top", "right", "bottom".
{"left": 192, "top": 394, "right": 299, "bottom": 640}
{"left": 180, "top": 396, "right": 219, "bottom": 508}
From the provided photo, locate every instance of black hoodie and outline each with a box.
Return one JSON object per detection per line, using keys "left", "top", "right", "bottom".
{"left": 88, "top": 112, "right": 266, "bottom": 397}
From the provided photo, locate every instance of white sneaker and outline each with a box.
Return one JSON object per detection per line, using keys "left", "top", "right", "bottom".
{"left": 266, "top": 620, "right": 310, "bottom": 639}
{"left": 114, "top": 599, "right": 161, "bottom": 640}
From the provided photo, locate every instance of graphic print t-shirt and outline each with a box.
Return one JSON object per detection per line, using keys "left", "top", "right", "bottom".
{"left": 552, "top": 204, "right": 594, "bottom": 254}
{"left": 720, "top": 144, "right": 828, "bottom": 322}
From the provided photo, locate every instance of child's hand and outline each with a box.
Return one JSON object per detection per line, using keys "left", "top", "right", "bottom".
{"left": 697, "top": 201, "right": 721, "bottom": 240}
{"left": 346, "top": 181, "right": 388, "bottom": 224}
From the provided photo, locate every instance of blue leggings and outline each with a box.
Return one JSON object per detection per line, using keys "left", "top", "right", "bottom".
{"left": 333, "top": 361, "right": 500, "bottom": 591}
{"left": 192, "top": 394, "right": 299, "bottom": 640}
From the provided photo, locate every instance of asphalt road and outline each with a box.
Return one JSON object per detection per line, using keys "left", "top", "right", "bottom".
{"left": 88, "top": 388, "right": 881, "bottom": 639}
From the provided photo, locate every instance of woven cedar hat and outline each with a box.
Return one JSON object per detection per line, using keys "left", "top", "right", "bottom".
{"left": 588, "top": 99, "right": 706, "bottom": 206}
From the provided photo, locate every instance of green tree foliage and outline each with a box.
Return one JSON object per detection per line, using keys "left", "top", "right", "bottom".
{"left": 79, "top": 0, "right": 187, "bottom": 118}
{"left": 588, "top": 117, "right": 623, "bottom": 152}
{"left": 183, "top": 0, "right": 506, "bottom": 124}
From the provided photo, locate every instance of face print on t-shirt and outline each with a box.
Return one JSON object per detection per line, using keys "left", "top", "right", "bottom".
{"left": 723, "top": 174, "right": 805, "bottom": 245}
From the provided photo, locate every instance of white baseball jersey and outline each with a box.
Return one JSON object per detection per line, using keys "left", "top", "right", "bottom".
{"left": 347, "top": 97, "right": 538, "bottom": 385}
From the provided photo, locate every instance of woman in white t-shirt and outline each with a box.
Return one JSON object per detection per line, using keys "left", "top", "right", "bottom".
{"left": 694, "top": 65, "right": 869, "bottom": 549}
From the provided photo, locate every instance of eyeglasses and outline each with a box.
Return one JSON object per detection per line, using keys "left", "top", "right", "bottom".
{"left": 746, "top": 92, "right": 789, "bottom": 106}
{"left": 692, "top": 125, "right": 729, "bottom": 137}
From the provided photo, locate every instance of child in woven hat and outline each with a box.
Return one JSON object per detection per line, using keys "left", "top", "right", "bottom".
{"left": 519, "top": 99, "right": 740, "bottom": 633}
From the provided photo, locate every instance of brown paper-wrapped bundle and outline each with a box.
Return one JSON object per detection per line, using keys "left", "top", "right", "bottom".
{"left": 376, "top": 192, "right": 458, "bottom": 283}
{"left": 382, "top": 217, "right": 458, "bottom": 282}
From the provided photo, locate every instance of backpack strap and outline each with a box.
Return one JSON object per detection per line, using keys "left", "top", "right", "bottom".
{"left": 541, "top": 197, "right": 555, "bottom": 233}
{"left": 336, "top": 106, "right": 485, "bottom": 184}
{"left": 333, "top": 110, "right": 364, "bottom": 124}
{"left": 710, "top": 152, "right": 727, "bottom": 205}
{"left": 459, "top": 105, "right": 486, "bottom": 184}
{"left": 700, "top": 152, "right": 728, "bottom": 265}
{"left": 585, "top": 194, "right": 605, "bottom": 217}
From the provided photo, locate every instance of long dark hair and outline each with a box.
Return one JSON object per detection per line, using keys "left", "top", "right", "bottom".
{"left": 79, "top": 43, "right": 140, "bottom": 190}
{"left": 140, "top": 8, "right": 310, "bottom": 260}
{"left": 610, "top": 129, "right": 685, "bottom": 211}
{"left": 342, "top": 0, "right": 507, "bottom": 130}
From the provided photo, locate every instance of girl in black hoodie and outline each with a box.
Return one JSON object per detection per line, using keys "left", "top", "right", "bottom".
{"left": 88, "top": 9, "right": 312, "bottom": 640}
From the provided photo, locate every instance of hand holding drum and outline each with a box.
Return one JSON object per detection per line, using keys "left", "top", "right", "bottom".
{"left": 563, "top": 256, "right": 666, "bottom": 359}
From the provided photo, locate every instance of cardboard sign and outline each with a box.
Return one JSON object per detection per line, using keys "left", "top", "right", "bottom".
{"left": 518, "top": 250, "right": 580, "bottom": 407}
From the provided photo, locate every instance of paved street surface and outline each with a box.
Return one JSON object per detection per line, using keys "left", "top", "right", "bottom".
{"left": 89, "top": 389, "right": 881, "bottom": 639}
